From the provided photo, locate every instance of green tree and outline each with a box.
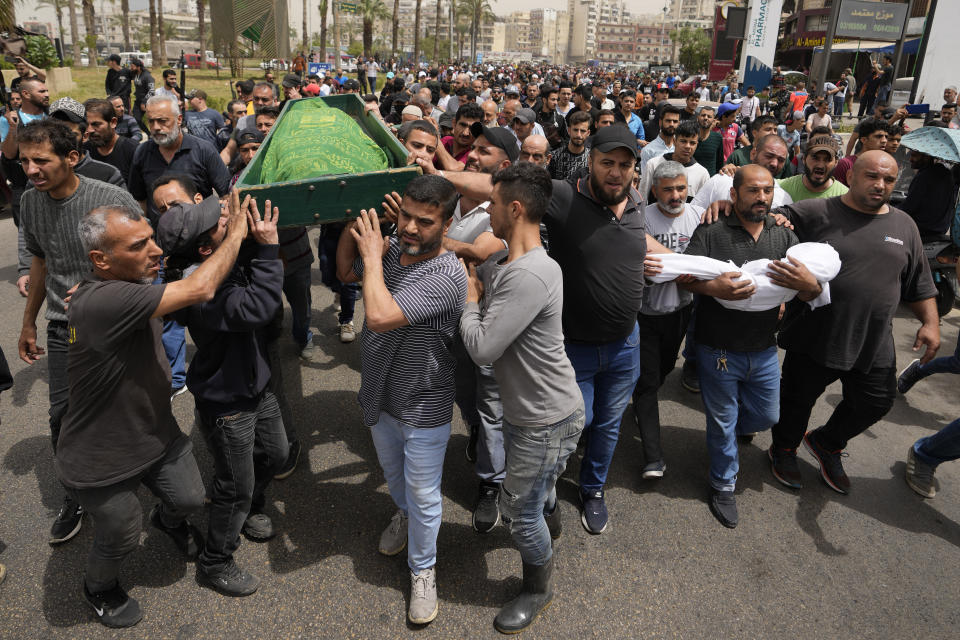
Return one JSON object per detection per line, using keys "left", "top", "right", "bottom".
{"left": 25, "top": 35, "right": 60, "bottom": 69}
{"left": 456, "top": 0, "right": 492, "bottom": 63}
{"left": 37, "top": 0, "right": 66, "bottom": 49}
{"left": 357, "top": 0, "right": 389, "bottom": 59}
{"left": 670, "top": 27, "right": 710, "bottom": 72}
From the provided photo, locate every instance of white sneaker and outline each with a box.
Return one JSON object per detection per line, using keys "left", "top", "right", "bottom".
{"left": 378, "top": 509, "right": 407, "bottom": 556}
{"left": 408, "top": 566, "right": 438, "bottom": 625}
{"left": 339, "top": 322, "right": 356, "bottom": 343}
{"left": 299, "top": 340, "right": 317, "bottom": 360}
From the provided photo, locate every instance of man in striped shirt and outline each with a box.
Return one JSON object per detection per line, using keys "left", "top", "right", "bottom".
{"left": 336, "top": 175, "right": 467, "bottom": 626}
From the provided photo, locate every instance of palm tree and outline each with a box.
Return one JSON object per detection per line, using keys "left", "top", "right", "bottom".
{"left": 391, "top": 0, "right": 399, "bottom": 57}
{"left": 456, "top": 0, "right": 492, "bottom": 63}
{"left": 81, "top": 0, "right": 96, "bottom": 67}
{"left": 148, "top": 0, "right": 160, "bottom": 67}
{"left": 357, "top": 0, "right": 389, "bottom": 60}
{"left": 120, "top": 0, "right": 131, "bottom": 50}
{"left": 455, "top": 20, "right": 468, "bottom": 60}
{"left": 196, "top": 0, "right": 205, "bottom": 60}
{"left": 302, "top": 0, "right": 308, "bottom": 51}
{"left": 0, "top": 0, "right": 16, "bottom": 32}
{"left": 332, "top": 0, "right": 340, "bottom": 67}
{"left": 413, "top": 0, "right": 421, "bottom": 64}
{"left": 318, "top": 0, "right": 328, "bottom": 61}
{"left": 65, "top": 0, "right": 82, "bottom": 65}
{"left": 157, "top": 0, "right": 166, "bottom": 63}
{"left": 37, "top": 0, "right": 66, "bottom": 47}
{"left": 432, "top": 0, "right": 441, "bottom": 65}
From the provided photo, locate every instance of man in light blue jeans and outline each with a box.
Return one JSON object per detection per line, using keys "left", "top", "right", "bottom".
{"left": 459, "top": 164, "right": 585, "bottom": 633}
{"left": 336, "top": 176, "right": 466, "bottom": 626}
{"left": 906, "top": 417, "right": 960, "bottom": 498}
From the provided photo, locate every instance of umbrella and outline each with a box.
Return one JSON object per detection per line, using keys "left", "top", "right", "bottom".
{"left": 900, "top": 126, "right": 960, "bottom": 164}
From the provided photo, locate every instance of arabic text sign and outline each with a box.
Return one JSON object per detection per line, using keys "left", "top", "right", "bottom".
{"left": 835, "top": 0, "right": 908, "bottom": 40}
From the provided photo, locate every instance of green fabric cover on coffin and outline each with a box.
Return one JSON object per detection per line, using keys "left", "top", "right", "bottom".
{"left": 258, "top": 99, "right": 389, "bottom": 183}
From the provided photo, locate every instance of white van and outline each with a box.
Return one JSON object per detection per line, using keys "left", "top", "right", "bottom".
{"left": 119, "top": 51, "right": 153, "bottom": 68}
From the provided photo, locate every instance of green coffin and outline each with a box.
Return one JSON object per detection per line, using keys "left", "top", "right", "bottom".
{"left": 234, "top": 94, "right": 421, "bottom": 226}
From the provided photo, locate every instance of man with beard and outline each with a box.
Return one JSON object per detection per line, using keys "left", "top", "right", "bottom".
{"left": 723, "top": 116, "right": 783, "bottom": 174}
{"left": 833, "top": 117, "right": 889, "bottom": 187}
{"left": 640, "top": 104, "right": 681, "bottom": 174}
{"left": 632, "top": 162, "right": 704, "bottom": 480}
{"left": 768, "top": 151, "right": 939, "bottom": 494}
{"left": 9, "top": 56, "right": 45, "bottom": 94}
{"left": 128, "top": 94, "right": 230, "bottom": 224}
{"left": 535, "top": 85, "right": 568, "bottom": 148}
{"left": 129, "top": 59, "right": 154, "bottom": 132}
{"left": 519, "top": 134, "right": 551, "bottom": 169}
{"left": 84, "top": 99, "right": 139, "bottom": 185}
{"left": 183, "top": 89, "right": 225, "bottom": 149}
{"left": 900, "top": 149, "right": 957, "bottom": 237}
{"left": 565, "top": 85, "right": 601, "bottom": 134}
{"left": 693, "top": 106, "right": 724, "bottom": 177}
{"left": 548, "top": 111, "right": 590, "bottom": 181}
{"left": 680, "top": 165, "right": 819, "bottom": 528}
{"left": 692, "top": 135, "right": 794, "bottom": 210}
{"left": 17, "top": 119, "right": 141, "bottom": 545}
{"left": 436, "top": 101, "right": 483, "bottom": 170}
{"left": 421, "top": 125, "right": 670, "bottom": 534}
{"left": 777, "top": 134, "right": 848, "bottom": 202}
{"left": 1, "top": 77, "right": 50, "bottom": 230}
{"left": 108, "top": 95, "right": 143, "bottom": 141}
{"left": 219, "top": 83, "right": 278, "bottom": 165}
{"left": 335, "top": 176, "right": 467, "bottom": 625}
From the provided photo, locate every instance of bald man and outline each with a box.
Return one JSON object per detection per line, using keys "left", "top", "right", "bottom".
{"left": 769, "top": 150, "right": 939, "bottom": 495}
{"left": 481, "top": 99, "right": 499, "bottom": 128}
{"left": 519, "top": 134, "right": 551, "bottom": 169}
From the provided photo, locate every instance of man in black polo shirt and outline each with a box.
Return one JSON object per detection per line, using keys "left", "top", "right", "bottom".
{"left": 681, "top": 165, "right": 821, "bottom": 528}
{"left": 128, "top": 93, "right": 231, "bottom": 224}
{"left": 424, "top": 125, "right": 668, "bottom": 535}
{"left": 769, "top": 151, "right": 939, "bottom": 494}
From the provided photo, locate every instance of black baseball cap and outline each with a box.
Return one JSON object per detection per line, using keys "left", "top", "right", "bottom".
{"left": 156, "top": 197, "right": 223, "bottom": 255}
{"left": 469, "top": 122, "right": 519, "bottom": 162}
{"left": 591, "top": 124, "right": 639, "bottom": 158}
{"left": 282, "top": 73, "right": 301, "bottom": 89}
{"left": 237, "top": 129, "right": 264, "bottom": 146}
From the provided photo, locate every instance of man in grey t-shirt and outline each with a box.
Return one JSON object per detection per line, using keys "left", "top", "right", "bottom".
{"left": 459, "top": 164, "right": 584, "bottom": 635}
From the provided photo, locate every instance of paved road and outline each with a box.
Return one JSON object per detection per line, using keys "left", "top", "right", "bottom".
{"left": 0, "top": 218, "right": 958, "bottom": 639}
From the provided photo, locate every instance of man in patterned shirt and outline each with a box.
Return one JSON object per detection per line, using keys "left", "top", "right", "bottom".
{"left": 548, "top": 111, "right": 591, "bottom": 181}
{"left": 336, "top": 175, "right": 467, "bottom": 626}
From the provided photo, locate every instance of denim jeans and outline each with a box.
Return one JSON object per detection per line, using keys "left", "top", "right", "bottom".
{"left": 696, "top": 344, "right": 780, "bottom": 492}
{"left": 71, "top": 433, "right": 205, "bottom": 592}
{"left": 453, "top": 336, "right": 505, "bottom": 483}
{"left": 195, "top": 392, "right": 288, "bottom": 571}
{"left": 914, "top": 338, "right": 960, "bottom": 379}
{"left": 370, "top": 412, "right": 450, "bottom": 572}
{"left": 564, "top": 323, "right": 641, "bottom": 493}
{"left": 162, "top": 318, "right": 187, "bottom": 390}
{"left": 633, "top": 306, "right": 693, "bottom": 464}
{"left": 47, "top": 321, "right": 70, "bottom": 452}
{"left": 317, "top": 230, "right": 359, "bottom": 324}
{"left": 832, "top": 95, "right": 844, "bottom": 116}
{"left": 772, "top": 350, "right": 896, "bottom": 452}
{"left": 282, "top": 266, "right": 313, "bottom": 349}
{"left": 500, "top": 406, "right": 584, "bottom": 566}
{"left": 914, "top": 417, "right": 960, "bottom": 467}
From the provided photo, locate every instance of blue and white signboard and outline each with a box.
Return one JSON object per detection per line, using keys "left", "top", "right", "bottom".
{"left": 739, "top": 0, "right": 785, "bottom": 91}
{"left": 308, "top": 62, "right": 332, "bottom": 75}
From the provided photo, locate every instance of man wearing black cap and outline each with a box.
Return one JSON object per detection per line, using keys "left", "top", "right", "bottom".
{"left": 511, "top": 108, "right": 537, "bottom": 150}
{"left": 423, "top": 124, "right": 667, "bottom": 535}
{"left": 105, "top": 54, "right": 132, "bottom": 111}
{"left": 130, "top": 58, "right": 154, "bottom": 133}
{"left": 281, "top": 73, "right": 302, "bottom": 104}
{"left": 57, "top": 191, "right": 249, "bottom": 628}
{"left": 231, "top": 129, "right": 263, "bottom": 185}
{"left": 159, "top": 192, "right": 288, "bottom": 597}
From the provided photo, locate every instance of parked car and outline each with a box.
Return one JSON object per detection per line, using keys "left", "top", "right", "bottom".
{"left": 260, "top": 58, "right": 289, "bottom": 71}
{"left": 172, "top": 53, "right": 221, "bottom": 69}
{"left": 675, "top": 75, "right": 702, "bottom": 97}
{"left": 119, "top": 51, "right": 152, "bottom": 68}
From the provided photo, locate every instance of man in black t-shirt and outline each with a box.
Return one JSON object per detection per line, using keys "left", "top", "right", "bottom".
{"left": 84, "top": 98, "right": 138, "bottom": 186}
{"left": 769, "top": 151, "right": 940, "bottom": 494}
{"left": 58, "top": 194, "right": 248, "bottom": 628}
{"left": 681, "top": 165, "right": 820, "bottom": 528}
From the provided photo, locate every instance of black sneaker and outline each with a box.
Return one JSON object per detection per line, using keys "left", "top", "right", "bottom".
{"left": 709, "top": 488, "right": 738, "bottom": 528}
{"left": 465, "top": 423, "right": 479, "bottom": 463}
{"left": 149, "top": 504, "right": 202, "bottom": 560}
{"left": 768, "top": 446, "right": 803, "bottom": 489}
{"left": 544, "top": 502, "right": 562, "bottom": 540}
{"left": 274, "top": 440, "right": 302, "bottom": 480}
{"left": 84, "top": 582, "right": 143, "bottom": 628}
{"left": 242, "top": 512, "right": 276, "bottom": 541}
{"left": 580, "top": 489, "right": 608, "bottom": 534}
{"left": 472, "top": 482, "right": 501, "bottom": 533}
{"left": 803, "top": 432, "right": 850, "bottom": 494}
{"left": 197, "top": 561, "right": 261, "bottom": 597}
{"left": 737, "top": 433, "right": 756, "bottom": 445}
{"left": 897, "top": 359, "right": 923, "bottom": 394}
{"left": 50, "top": 495, "right": 83, "bottom": 545}
{"left": 681, "top": 360, "right": 700, "bottom": 393}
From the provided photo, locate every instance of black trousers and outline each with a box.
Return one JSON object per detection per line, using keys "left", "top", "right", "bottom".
{"left": 771, "top": 350, "right": 896, "bottom": 452}
{"left": 632, "top": 305, "right": 693, "bottom": 463}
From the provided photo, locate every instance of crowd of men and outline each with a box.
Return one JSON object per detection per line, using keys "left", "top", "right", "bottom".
{"left": 0, "top": 56, "right": 958, "bottom": 634}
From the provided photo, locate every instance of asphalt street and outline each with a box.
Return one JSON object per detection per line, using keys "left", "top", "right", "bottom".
{"left": 0, "top": 219, "right": 957, "bottom": 639}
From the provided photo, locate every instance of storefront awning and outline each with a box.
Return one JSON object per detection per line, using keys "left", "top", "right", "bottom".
{"left": 813, "top": 37, "right": 922, "bottom": 54}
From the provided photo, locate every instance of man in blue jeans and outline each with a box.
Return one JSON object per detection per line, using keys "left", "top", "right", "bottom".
{"left": 318, "top": 223, "right": 360, "bottom": 342}
{"left": 160, "top": 194, "right": 288, "bottom": 597}
{"left": 906, "top": 416, "right": 960, "bottom": 498}
{"left": 459, "top": 163, "right": 584, "bottom": 633}
{"left": 681, "top": 165, "right": 820, "bottom": 528}
{"left": 898, "top": 336, "right": 959, "bottom": 394}
{"left": 336, "top": 176, "right": 466, "bottom": 625}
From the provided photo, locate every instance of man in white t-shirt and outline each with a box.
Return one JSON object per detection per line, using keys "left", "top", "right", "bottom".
{"left": 639, "top": 120, "right": 709, "bottom": 202}
{"left": 692, "top": 135, "right": 794, "bottom": 209}
{"left": 739, "top": 86, "right": 761, "bottom": 123}
{"left": 366, "top": 59, "right": 380, "bottom": 92}
{"left": 633, "top": 161, "right": 703, "bottom": 480}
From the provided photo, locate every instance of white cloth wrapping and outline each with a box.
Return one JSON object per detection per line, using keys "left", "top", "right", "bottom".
{"left": 647, "top": 242, "right": 841, "bottom": 312}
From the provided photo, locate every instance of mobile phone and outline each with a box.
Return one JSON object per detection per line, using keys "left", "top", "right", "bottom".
{"left": 905, "top": 104, "right": 929, "bottom": 114}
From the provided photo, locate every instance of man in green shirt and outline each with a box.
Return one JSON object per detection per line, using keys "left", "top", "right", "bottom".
{"left": 777, "top": 134, "right": 848, "bottom": 202}
{"left": 693, "top": 106, "right": 724, "bottom": 176}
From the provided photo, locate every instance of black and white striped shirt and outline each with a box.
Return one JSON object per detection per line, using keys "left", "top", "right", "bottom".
{"left": 354, "top": 237, "right": 467, "bottom": 428}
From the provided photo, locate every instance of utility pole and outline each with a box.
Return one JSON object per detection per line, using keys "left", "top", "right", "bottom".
{"left": 814, "top": 0, "right": 843, "bottom": 97}
{"left": 891, "top": 0, "right": 915, "bottom": 79}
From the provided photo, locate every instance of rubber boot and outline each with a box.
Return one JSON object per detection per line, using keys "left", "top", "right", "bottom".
{"left": 493, "top": 557, "right": 554, "bottom": 634}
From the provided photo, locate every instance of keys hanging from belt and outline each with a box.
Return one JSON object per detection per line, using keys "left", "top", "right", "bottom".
{"left": 716, "top": 351, "right": 728, "bottom": 372}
